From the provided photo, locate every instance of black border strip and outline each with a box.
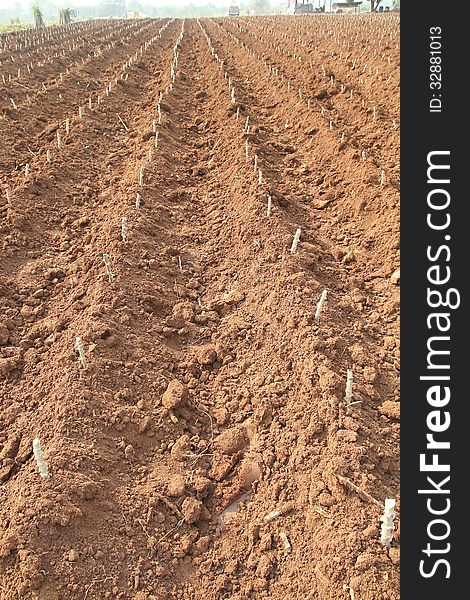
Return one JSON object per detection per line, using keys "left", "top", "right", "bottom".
{"left": 401, "top": 2, "right": 466, "bottom": 597}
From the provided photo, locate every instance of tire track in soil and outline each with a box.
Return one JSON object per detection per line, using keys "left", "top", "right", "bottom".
{"left": 0, "top": 17, "right": 399, "bottom": 600}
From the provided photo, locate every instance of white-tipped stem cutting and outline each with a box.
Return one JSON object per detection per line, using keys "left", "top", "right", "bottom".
{"left": 267, "top": 195, "right": 272, "bottom": 217}
{"left": 380, "top": 499, "right": 396, "bottom": 548}
{"left": 75, "top": 336, "right": 87, "bottom": 368}
{"left": 290, "top": 228, "right": 301, "bottom": 254}
{"left": 314, "top": 289, "right": 328, "bottom": 321}
{"left": 32, "top": 438, "right": 50, "bottom": 479}
{"left": 121, "top": 217, "right": 128, "bottom": 242}
{"left": 103, "top": 253, "right": 114, "bottom": 283}
{"left": 344, "top": 369, "right": 353, "bottom": 405}
{"left": 118, "top": 114, "right": 129, "bottom": 132}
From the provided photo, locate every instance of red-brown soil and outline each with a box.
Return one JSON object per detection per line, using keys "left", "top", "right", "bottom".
{"left": 1, "top": 14, "right": 400, "bottom": 600}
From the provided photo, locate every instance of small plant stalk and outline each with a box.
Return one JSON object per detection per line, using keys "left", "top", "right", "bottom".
{"left": 75, "top": 336, "right": 87, "bottom": 368}
{"left": 136, "top": 193, "right": 141, "bottom": 208}
{"left": 32, "top": 438, "right": 50, "bottom": 478}
{"left": 290, "top": 228, "right": 301, "bottom": 254}
{"left": 314, "top": 289, "right": 328, "bottom": 321}
{"left": 121, "top": 217, "right": 128, "bottom": 241}
{"left": 103, "top": 253, "right": 114, "bottom": 283}
{"left": 344, "top": 369, "right": 353, "bottom": 405}
{"left": 380, "top": 498, "right": 396, "bottom": 548}
{"left": 267, "top": 194, "right": 272, "bottom": 217}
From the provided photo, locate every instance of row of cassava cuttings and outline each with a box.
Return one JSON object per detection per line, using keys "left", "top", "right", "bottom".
{"left": 210, "top": 19, "right": 392, "bottom": 193}
{"left": 2, "top": 19, "right": 161, "bottom": 112}
{"left": 202, "top": 19, "right": 320, "bottom": 258}
{"left": 218, "top": 14, "right": 399, "bottom": 167}
{"left": 204, "top": 20, "right": 398, "bottom": 550}
{"left": 66, "top": 21, "right": 186, "bottom": 376}
{"left": 241, "top": 17, "right": 397, "bottom": 131}
{"left": 208, "top": 17, "right": 396, "bottom": 387}
{"left": 19, "top": 21, "right": 185, "bottom": 495}
{"left": 6, "top": 21, "right": 175, "bottom": 189}
{"left": 212, "top": 15, "right": 398, "bottom": 548}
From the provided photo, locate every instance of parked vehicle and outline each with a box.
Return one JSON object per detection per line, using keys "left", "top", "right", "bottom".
{"left": 228, "top": 5, "right": 240, "bottom": 15}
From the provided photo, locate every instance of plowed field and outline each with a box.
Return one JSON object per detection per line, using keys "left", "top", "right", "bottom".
{"left": 0, "top": 14, "right": 400, "bottom": 600}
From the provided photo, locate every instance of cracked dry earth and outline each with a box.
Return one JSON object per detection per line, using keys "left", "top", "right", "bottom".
{"left": 0, "top": 14, "right": 400, "bottom": 600}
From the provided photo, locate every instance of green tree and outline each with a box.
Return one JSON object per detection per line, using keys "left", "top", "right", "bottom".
{"left": 59, "top": 8, "right": 72, "bottom": 24}
{"left": 32, "top": 4, "right": 45, "bottom": 28}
